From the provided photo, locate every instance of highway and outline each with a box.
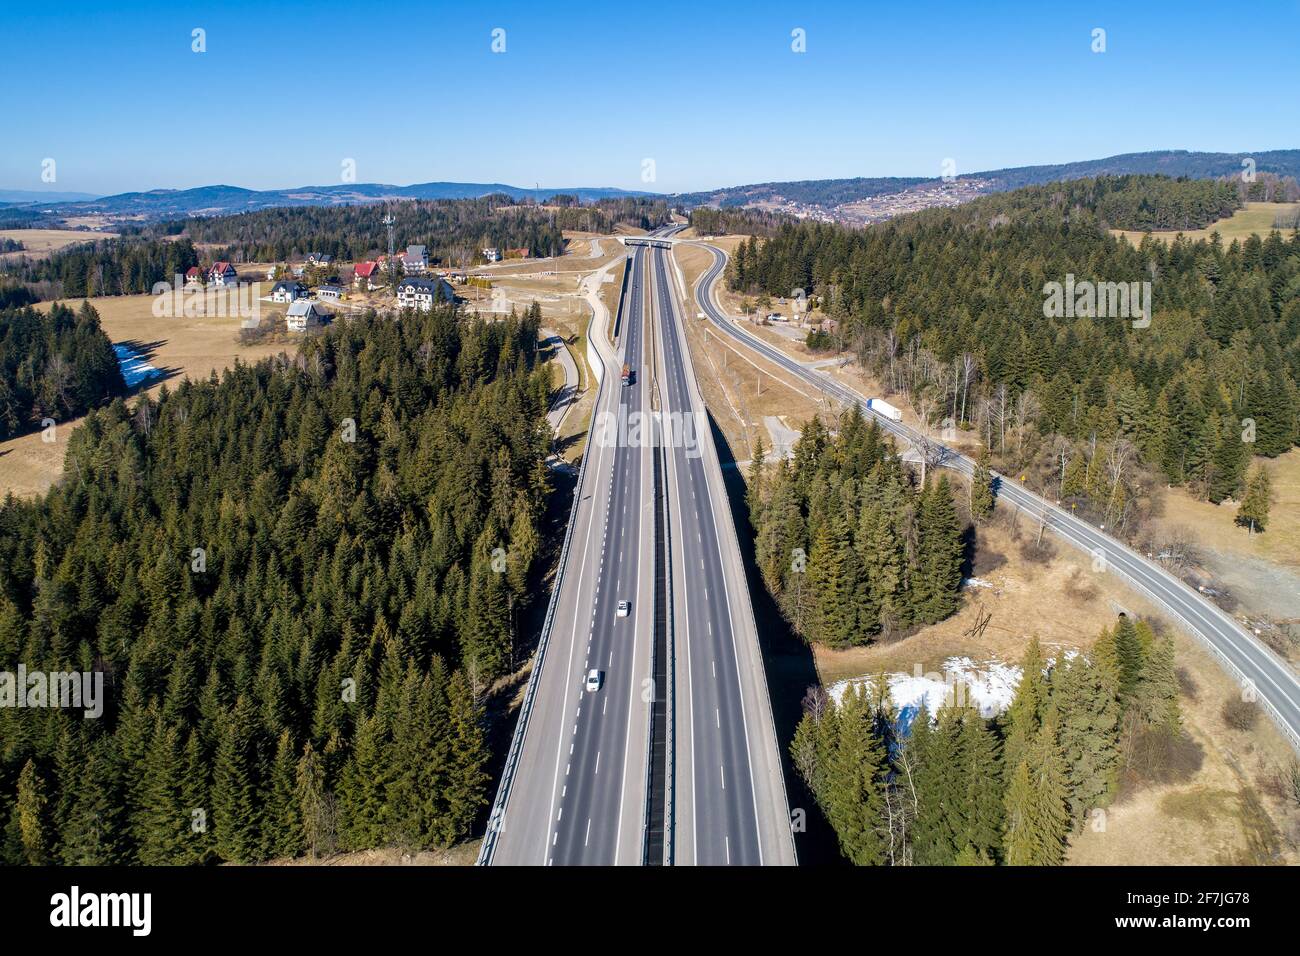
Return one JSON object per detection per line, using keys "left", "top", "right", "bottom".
{"left": 482, "top": 245, "right": 655, "bottom": 865}
{"left": 690, "top": 243, "right": 1300, "bottom": 755}
{"left": 648, "top": 244, "right": 798, "bottom": 865}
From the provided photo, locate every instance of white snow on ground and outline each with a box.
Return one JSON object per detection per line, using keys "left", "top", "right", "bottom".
{"left": 829, "top": 656, "right": 1023, "bottom": 720}
{"left": 962, "top": 576, "right": 994, "bottom": 589}
{"left": 114, "top": 344, "right": 159, "bottom": 388}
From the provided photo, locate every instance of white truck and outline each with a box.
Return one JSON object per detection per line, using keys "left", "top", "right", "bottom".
{"left": 867, "top": 398, "right": 903, "bottom": 422}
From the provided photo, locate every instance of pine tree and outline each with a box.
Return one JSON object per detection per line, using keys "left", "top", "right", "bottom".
{"left": 914, "top": 477, "right": 964, "bottom": 624}
{"left": 1003, "top": 637, "right": 1047, "bottom": 773}
{"left": 1134, "top": 627, "right": 1181, "bottom": 734}
{"left": 296, "top": 741, "right": 333, "bottom": 859}
{"left": 1236, "top": 464, "right": 1271, "bottom": 533}
{"left": 15, "top": 760, "right": 49, "bottom": 865}
{"left": 212, "top": 697, "right": 267, "bottom": 863}
{"left": 1003, "top": 712, "right": 1070, "bottom": 865}
{"left": 1053, "top": 651, "right": 1121, "bottom": 828}
{"left": 970, "top": 446, "right": 995, "bottom": 521}
{"left": 806, "top": 510, "right": 860, "bottom": 647}
{"left": 268, "top": 729, "right": 305, "bottom": 859}
{"left": 444, "top": 669, "right": 490, "bottom": 845}
{"left": 822, "top": 685, "right": 888, "bottom": 864}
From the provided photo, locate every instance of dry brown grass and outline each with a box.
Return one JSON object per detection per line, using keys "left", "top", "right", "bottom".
{"left": 1153, "top": 449, "right": 1300, "bottom": 569}
{"left": 1112, "top": 202, "right": 1300, "bottom": 246}
{"left": 0, "top": 228, "right": 115, "bottom": 262}
{"left": 255, "top": 841, "right": 479, "bottom": 866}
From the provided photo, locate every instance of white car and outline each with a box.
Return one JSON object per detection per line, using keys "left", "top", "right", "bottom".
{"left": 585, "top": 669, "right": 603, "bottom": 692}
{"left": 616, "top": 600, "right": 631, "bottom": 618}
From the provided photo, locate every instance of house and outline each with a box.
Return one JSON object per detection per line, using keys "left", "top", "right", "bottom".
{"left": 270, "top": 280, "right": 307, "bottom": 303}
{"left": 291, "top": 264, "right": 306, "bottom": 278}
{"left": 402, "top": 244, "right": 428, "bottom": 274}
{"left": 446, "top": 271, "right": 467, "bottom": 284}
{"left": 396, "top": 277, "right": 455, "bottom": 312}
{"left": 208, "top": 262, "right": 238, "bottom": 286}
{"left": 353, "top": 261, "right": 382, "bottom": 289}
{"left": 286, "top": 299, "right": 325, "bottom": 331}
{"left": 265, "top": 267, "right": 277, "bottom": 281}
{"left": 306, "top": 252, "right": 334, "bottom": 267}
{"left": 481, "top": 247, "right": 501, "bottom": 263}
{"left": 184, "top": 266, "right": 204, "bottom": 287}
{"left": 505, "top": 247, "right": 530, "bottom": 259}
{"left": 316, "top": 284, "right": 343, "bottom": 301}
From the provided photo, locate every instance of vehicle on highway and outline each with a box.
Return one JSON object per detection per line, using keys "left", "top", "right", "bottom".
{"left": 621, "top": 362, "right": 634, "bottom": 386}
{"left": 866, "top": 397, "right": 903, "bottom": 421}
{"left": 616, "top": 600, "right": 630, "bottom": 618}
{"left": 585, "top": 669, "right": 603, "bottom": 692}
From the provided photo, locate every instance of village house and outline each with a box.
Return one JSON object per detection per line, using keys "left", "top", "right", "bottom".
{"left": 270, "top": 280, "right": 307, "bottom": 303}
{"left": 285, "top": 299, "right": 325, "bottom": 332}
{"left": 402, "top": 244, "right": 428, "bottom": 274}
{"left": 396, "top": 277, "right": 455, "bottom": 312}
{"left": 306, "top": 252, "right": 334, "bottom": 268}
{"left": 208, "top": 262, "right": 238, "bottom": 286}
{"left": 352, "top": 261, "right": 382, "bottom": 290}
{"left": 184, "top": 266, "right": 203, "bottom": 287}
{"left": 481, "top": 247, "right": 501, "bottom": 263}
{"left": 316, "top": 284, "right": 343, "bottom": 301}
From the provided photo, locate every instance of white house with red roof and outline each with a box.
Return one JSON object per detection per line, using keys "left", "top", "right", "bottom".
{"left": 353, "top": 261, "right": 382, "bottom": 290}
{"left": 184, "top": 266, "right": 204, "bottom": 287}
{"left": 208, "top": 262, "right": 238, "bottom": 287}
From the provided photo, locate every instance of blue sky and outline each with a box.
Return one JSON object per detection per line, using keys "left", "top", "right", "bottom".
{"left": 2, "top": 0, "right": 1297, "bottom": 196}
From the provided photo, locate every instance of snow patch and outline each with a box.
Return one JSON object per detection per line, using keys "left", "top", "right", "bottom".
{"left": 114, "top": 344, "right": 159, "bottom": 388}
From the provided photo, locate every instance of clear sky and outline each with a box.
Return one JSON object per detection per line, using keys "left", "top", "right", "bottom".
{"left": 3, "top": 0, "right": 1297, "bottom": 196}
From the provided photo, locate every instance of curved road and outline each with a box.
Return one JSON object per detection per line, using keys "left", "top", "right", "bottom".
{"left": 690, "top": 242, "right": 1300, "bottom": 754}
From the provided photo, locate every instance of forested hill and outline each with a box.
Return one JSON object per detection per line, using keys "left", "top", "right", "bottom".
{"left": 163, "top": 195, "right": 670, "bottom": 266}
{"left": 0, "top": 302, "right": 127, "bottom": 439}
{"left": 729, "top": 174, "right": 1300, "bottom": 526}
{"left": 0, "top": 305, "right": 551, "bottom": 864}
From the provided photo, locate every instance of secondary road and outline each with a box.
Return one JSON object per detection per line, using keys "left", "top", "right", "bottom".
{"left": 690, "top": 242, "right": 1300, "bottom": 754}
{"left": 649, "top": 244, "right": 798, "bottom": 865}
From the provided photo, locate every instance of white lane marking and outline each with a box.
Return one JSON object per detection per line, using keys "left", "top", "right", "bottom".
{"left": 716, "top": 708, "right": 720, "bottom": 728}
{"left": 595, "top": 751, "right": 601, "bottom": 775}
{"left": 585, "top": 818, "right": 592, "bottom": 847}
{"left": 720, "top": 764, "right": 726, "bottom": 790}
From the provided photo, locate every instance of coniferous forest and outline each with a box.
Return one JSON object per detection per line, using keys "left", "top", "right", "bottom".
{"left": 748, "top": 408, "right": 965, "bottom": 647}
{"left": 794, "top": 616, "right": 1181, "bottom": 865}
{"left": 0, "top": 305, "right": 551, "bottom": 864}
{"left": 0, "top": 302, "right": 126, "bottom": 440}
{"left": 725, "top": 174, "right": 1300, "bottom": 531}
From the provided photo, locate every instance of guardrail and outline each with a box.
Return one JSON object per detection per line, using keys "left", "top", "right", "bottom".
{"left": 476, "top": 253, "right": 628, "bottom": 866}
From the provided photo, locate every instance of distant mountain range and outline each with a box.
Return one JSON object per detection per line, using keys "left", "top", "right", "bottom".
{"left": 675, "top": 149, "right": 1300, "bottom": 221}
{"left": 4, "top": 150, "right": 1298, "bottom": 229}
{"left": 2, "top": 182, "right": 655, "bottom": 224}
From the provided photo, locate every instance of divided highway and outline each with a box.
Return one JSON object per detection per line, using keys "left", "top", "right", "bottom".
{"left": 690, "top": 243, "right": 1300, "bottom": 755}
{"left": 649, "top": 245, "right": 797, "bottom": 865}
{"left": 482, "top": 246, "right": 655, "bottom": 865}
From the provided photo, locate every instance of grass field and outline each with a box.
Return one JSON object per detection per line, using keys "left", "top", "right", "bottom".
{"left": 0, "top": 227, "right": 115, "bottom": 262}
{"left": 1112, "top": 201, "right": 1300, "bottom": 245}
{"left": 0, "top": 286, "right": 290, "bottom": 499}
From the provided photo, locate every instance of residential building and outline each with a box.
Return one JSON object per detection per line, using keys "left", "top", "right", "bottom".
{"left": 353, "top": 261, "right": 382, "bottom": 289}
{"left": 270, "top": 280, "right": 307, "bottom": 303}
{"left": 396, "top": 277, "right": 455, "bottom": 311}
{"left": 316, "top": 284, "right": 343, "bottom": 301}
{"left": 209, "top": 262, "right": 238, "bottom": 286}
{"left": 402, "top": 244, "right": 428, "bottom": 273}
{"left": 286, "top": 299, "right": 325, "bottom": 331}
{"left": 481, "top": 247, "right": 501, "bottom": 263}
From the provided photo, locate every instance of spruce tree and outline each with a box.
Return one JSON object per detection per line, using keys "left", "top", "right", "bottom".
{"left": 1237, "top": 464, "right": 1271, "bottom": 533}
{"left": 970, "top": 446, "right": 995, "bottom": 521}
